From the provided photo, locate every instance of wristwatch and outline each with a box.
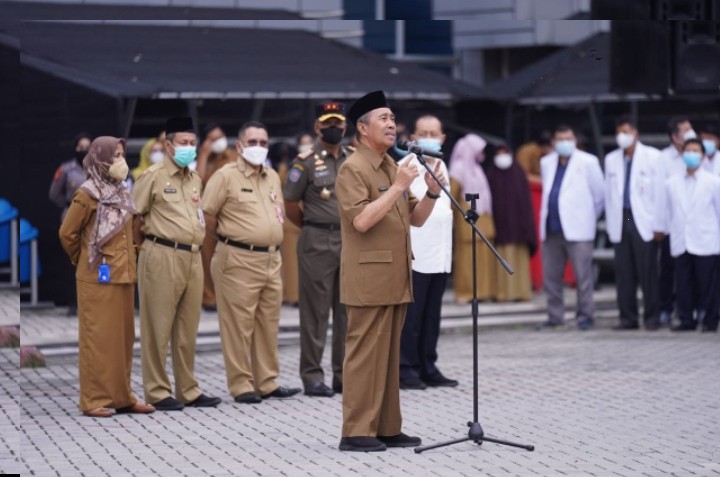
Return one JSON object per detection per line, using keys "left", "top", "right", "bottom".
{"left": 425, "top": 191, "right": 441, "bottom": 200}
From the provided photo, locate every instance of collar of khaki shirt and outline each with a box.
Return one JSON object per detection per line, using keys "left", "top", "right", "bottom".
{"left": 162, "top": 156, "right": 189, "bottom": 177}
{"left": 236, "top": 157, "right": 267, "bottom": 178}
{"left": 356, "top": 142, "right": 389, "bottom": 171}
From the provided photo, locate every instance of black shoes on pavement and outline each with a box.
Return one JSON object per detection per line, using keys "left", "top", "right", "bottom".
{"left": 338, "top": 433, "right": 422, "bottom": 452}
{"left": 234, "top": 392, "right": 262, "bottom": 404}
{"left": 152, "top": 397, "right": 185, "bottom": 411}
{"left": 261, "top": 386, "right": 302, "bottom": 400}
{"left": 423, "top": 373, "right": 459, "bottom": 388}
{"left": 304, "top": 382, "right": 335, "bottom": 397}
{"left": 399, "top": 377, "right": 427, "bottom": 390}
{"left": 187, "top": 394, "right": 221, "bottom": 408}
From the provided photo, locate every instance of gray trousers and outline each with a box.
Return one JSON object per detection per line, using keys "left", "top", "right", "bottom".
{"left": 542, "top": 233, "right": 595, "bottom": 323}
{"left": 297, "top": 225, "right": 347, "bottom": 388}
{"left": 614, "top": 209, "right": 659, "bottom": 327}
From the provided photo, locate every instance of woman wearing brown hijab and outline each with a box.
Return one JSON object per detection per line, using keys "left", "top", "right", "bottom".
{"left": 59, "top": 136, "right": 155, "bottom": 418}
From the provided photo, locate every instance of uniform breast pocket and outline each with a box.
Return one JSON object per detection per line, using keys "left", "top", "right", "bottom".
{"left": 162, "top": 192, "right": 181, "bottom": 203}
{"left": 236, "top": 191, "right": 259, "bottom": 209}
{"left": 312, "top": 171, "right": 335, "bottom": 188}
{"left": 358, "top": 250, "right": 392, "bottom": 264}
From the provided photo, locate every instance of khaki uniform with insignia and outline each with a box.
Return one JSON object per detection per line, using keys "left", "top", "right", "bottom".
{"left": 203, "top": 159, "right": 285, "bottom": 397}
{"left": 200, "top": 147, "right": 238, "bottom": 308}
{"left": 284, "top": 144, "right": 349, "bottom": 389}
{"left": 335, "top": 143, "right": 418, "bottom": 437}
{"left": 133, "top": 157, "right": 206, "bottom": 405}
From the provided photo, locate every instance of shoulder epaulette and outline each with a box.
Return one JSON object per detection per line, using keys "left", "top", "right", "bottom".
{"left": 297, "top": 150, "right": 314, "bottom": 161}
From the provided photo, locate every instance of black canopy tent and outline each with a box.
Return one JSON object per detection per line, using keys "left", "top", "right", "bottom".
{"left": 463, "top": 32, "right": 720, "bottom": 157}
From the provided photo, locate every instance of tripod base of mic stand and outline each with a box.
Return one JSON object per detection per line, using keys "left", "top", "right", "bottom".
{"left": 414, "top": 422, "right": 535, "bottom": 454}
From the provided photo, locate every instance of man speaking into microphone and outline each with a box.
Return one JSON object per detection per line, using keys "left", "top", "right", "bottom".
{"left": 335, "top": 91, "right": 445, "bottom": 452}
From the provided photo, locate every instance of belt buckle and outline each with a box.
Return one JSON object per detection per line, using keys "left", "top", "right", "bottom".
{"left": 249, "top": 244, "right": 255, "bottom": 251}
{"left": 191, "top": 244, "right": 200, "bottom": 253}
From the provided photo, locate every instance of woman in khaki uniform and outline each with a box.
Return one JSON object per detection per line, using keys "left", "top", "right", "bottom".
{"left": 59, "top": 136, "right": 155, "bottom": 418}
{"left": 449, "top": 134, "right": 497, "bottom": 302}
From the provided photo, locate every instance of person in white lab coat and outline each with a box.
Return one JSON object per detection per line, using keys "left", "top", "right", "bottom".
{"left": 539, "top": 125, "right": 604, "bottom": 330}
{"left": 656, "top": 139, "right": 720, "bottom": 332}
{"left": 604, "top": 117, "right": 662, "bottom": 331}
{"left": 655, "top": 116, "right": 698, "bottom": 325}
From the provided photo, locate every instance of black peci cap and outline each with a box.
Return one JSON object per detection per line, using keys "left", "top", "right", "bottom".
{"left": 166, "top": 116, "right": 196, "bottom": 135}
{"left": 347, "top": 91, "right": 389, "bottom": 126}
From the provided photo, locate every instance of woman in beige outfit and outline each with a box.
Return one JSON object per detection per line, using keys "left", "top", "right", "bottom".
{"left": 59, "top": 136, "right": 155, "bottom": 418}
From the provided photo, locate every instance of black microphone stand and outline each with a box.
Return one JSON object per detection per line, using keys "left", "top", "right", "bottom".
{"left": 409, "top": 148, "right": 535, "bottom": 454}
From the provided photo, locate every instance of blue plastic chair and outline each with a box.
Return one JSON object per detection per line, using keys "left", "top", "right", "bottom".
{"left": 19, "top": 218, "right": 41, "bottom": 284}
{"left": 0, "top": 199, "right": 19, "bottom": 264}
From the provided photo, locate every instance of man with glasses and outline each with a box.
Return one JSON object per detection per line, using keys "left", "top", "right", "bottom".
{"left": 203, "top": 121, "right": 301, "bottom": 405}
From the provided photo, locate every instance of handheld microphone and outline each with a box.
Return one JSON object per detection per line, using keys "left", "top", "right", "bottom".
{"left": 396, "top": 140, "right": 444, "bottom": 159}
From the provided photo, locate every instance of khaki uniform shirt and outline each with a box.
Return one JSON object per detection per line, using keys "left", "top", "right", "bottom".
{"left": 59, "top": 189, "right": 137, "bottom": 284}
{"left": 201, "top": 148, "right": 239, "bottom": 186}
{"left": 132, "top": 157, "right": 206, "bottom": 246}
{"left": 335, "top": 143, "right": 419, "bottom": 307}
{"left": 202, "top": 158, "right": 285, "bottom": 247}
{"left": 283, "top": 143, "right": 350, "bottom": 224}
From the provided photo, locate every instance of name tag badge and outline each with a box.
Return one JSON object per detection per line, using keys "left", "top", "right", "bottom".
{"left": 197, "top": 208, "right": 206, "bottom": 227}
{"left": 241, "top": 188, "right": 253, "bottom": 193}
{"left": 98, "top": 258, "right": 110, "bottom": 284}
{"left": 164, "top": 188, "right": 177, "bottom": 194}
{"left": 378, "top": 185, "right": 389, "bottom": 192}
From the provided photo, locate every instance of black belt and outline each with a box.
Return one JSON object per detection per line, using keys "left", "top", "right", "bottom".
{"left": 304, "top": 221, "right": 341, "bottom": 231}
{"left": 146, "top": 235, "right": 202, "bottom": 252}
{"left": 218, "top": 235, "right": 279, "bottom": 253}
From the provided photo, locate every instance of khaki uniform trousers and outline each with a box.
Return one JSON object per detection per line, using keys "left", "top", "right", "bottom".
{"left": 211, "top": 242, "right": 282, "bottom": 397}
{"left": 342, "top": 304, "right": 407, "bottom": 437}
{"left": 201, "top": 232, "right": 218, "bottom": 307}
{"left": 298, "top": 226, "right": 347, "bottom": 388}
{"left": 138, "top": 241, "right": 203, "bottom": 404}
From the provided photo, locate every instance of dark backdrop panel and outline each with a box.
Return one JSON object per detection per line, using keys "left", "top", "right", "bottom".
{"left": 0, "top": 45, "right": 21, "bottom": 207}
{"left": 19, "top": 65, "right": 117, "bottom": 305}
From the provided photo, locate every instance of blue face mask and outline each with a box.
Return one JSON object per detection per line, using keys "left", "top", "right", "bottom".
{"left": 702, "top": 139, "right": 717, "bottom": 157}
{"left": 683, "top": 151, "right": 702, "bottom": 169}
{"left": 394, "top": 144, "right": 409, "bottom": 157}
{"left": 555, "top": 140, "right": 576, "bottom": 157}
{"left": 416, "top": 138, "right": 442, "bottom": 152}
{"left": 172, "top": 145, "right": 197, "bottom": 168}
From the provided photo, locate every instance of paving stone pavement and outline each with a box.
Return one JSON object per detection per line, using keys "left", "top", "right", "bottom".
{"left": 5, "top": 328, "right": 720, "bottom": 476}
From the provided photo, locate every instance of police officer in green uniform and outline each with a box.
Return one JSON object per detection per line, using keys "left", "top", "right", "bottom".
{"left": 284, "top": 102, "right": 351, "bottom": 397}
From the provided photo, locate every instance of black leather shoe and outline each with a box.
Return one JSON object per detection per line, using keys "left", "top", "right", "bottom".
{"left": 536, "top": 320, "right": 563, "bottom": 330}
{"left": 202, "top": 304, "right": 217, "bottom": 312}
{"left": 612, "top": 323, "right": 639, "bottom": 331}
{"left": 644, "top": 322, "right": 661, "bottom": 331}
{"left": 304, "top": 382, "right": 335, "bottom": 397}
{"left": 377, "top": 433, "right": 422, "bottom": 448}
{"left": 186, "top": 394, "right": 221, "bottom": 408}
{"left": 423, "top": 373, "right": 459, "bottom": 388}
{"left": 400, "top": 377, "right": 427, "bottom": 390}
{"left": 151, "top": 397, "right": 184, "bottom": 411}
{"left": 261, "top": 386, "right": 301, "bottom": 400}
{"left": 332, "top": 381, "right": 343, "bottom": 394}
{"left": 338, "top": 436, "right": 387, "bottom": 452}
{"left": 234, "top": 392, "right": 262, "bottom": 404}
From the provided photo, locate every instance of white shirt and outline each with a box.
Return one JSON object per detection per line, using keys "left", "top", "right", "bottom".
{"left": 604, "top": 142, "right": 662, "bottom": 243}
{"left": 661, "top": 168, "right": 720, "bottom": 257}
{"left": 539, "top": 149, "right": 604, "bottom": 242}
{"left": 398, "top": 155, "right": 453, "bottom": 274}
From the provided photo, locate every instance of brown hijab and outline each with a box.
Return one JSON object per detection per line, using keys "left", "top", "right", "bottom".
{"left": 79, "top": 136, "right": 135, "bottom": 269}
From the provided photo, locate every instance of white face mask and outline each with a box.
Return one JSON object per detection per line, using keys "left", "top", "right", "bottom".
{"left": 211, "top": 137, "right": 228, "bottom": 154}
{"left": 149, "top": 151, "right": 164, "bottom": 164}
{"left": 108, "top": 159, "right": 129, "bottom": 181}
{"left": 683, "top": 129, "right": 697, "bottom": 140}
{"left": 298, "top": 144, "right": 313, "bottom": 154}
{"left": 493, "top": 153, "right": 513, "bottom": 170}
{"left": 616, "top": 132, "right": 636, "bottom": 150}
{"left": 243, "top": 146, "right": 268, "bottom": 166}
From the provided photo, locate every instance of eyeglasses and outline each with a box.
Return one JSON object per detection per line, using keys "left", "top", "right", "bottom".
{"left": 246, "top": 139, "right": 269, "bottom": 147}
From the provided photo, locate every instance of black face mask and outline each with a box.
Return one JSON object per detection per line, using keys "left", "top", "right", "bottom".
{"left": 74, "top": 149, "right": 89, "bottom": 162}
{"left": 320, "top": 126, "right": 344, "bottom": 145}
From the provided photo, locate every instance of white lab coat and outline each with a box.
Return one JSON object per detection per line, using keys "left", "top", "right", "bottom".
{"left": 539, "top": 149, "right": 605, "bottom": 242}
{"left": 660, "top": 168, "right": 720, "bottom": 257}
{"left": 604, "top": 142, "right": 662, "bottom": 243}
